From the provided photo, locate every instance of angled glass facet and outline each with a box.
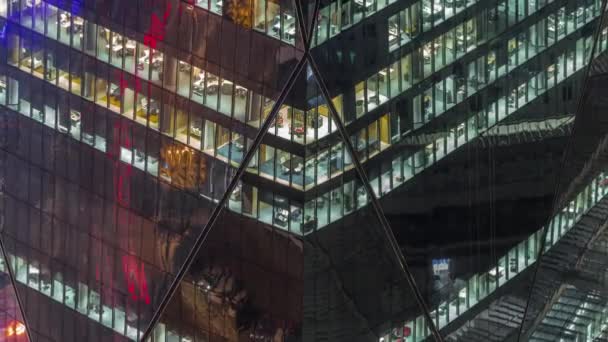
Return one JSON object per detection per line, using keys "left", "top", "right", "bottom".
{"left": 0, "top": 0, "right": 304, "bottom": 338}
{"left": 146, "top": 62, "right": 438, "bottom": 342}
{"left": 301, "top": 63, "right": 438, "bottom": 341}
{"left": 149, "top": 207, "right": 303, "bottom": 341}
{"left": 307, "top": 0, "right": 608, "bottom": 340}
{"left": 2, "top": 0, "right": 608, "bottom": 339}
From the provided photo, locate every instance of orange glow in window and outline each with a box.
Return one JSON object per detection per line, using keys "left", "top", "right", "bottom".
{"left": 5, "top": 320, "right": 26, "bottom": 337}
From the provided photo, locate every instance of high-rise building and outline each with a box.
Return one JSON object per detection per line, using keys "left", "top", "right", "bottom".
{"left": 1, "top": 0, "right": 607, "bottom": 340}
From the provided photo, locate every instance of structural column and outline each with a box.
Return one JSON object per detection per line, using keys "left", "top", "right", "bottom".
{"left": 161, "top": 56, "right": 177, "bottom": 134}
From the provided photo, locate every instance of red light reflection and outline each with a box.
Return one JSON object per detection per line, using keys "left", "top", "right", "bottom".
{"left": 5, "top": 320, "right": 26, "bottom": 337}
{"left": 122, "top": 255, "right": 151, "bottom": 305}
{"left": 144, "top": 2, "right": 171, "bottom": 49}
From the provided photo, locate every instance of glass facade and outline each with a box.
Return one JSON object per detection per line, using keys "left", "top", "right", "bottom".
{"left": 0, "top": 244, "right": 29, "bottom": 342}
{"left": 2, "top": 0, "right": 608, "bottom": 340}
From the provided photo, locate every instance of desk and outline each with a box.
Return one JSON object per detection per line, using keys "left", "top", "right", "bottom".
{"left": 178, "top": 61, "right": 191, "bottom": 72}
{"left": 281, "top": 159, "right": 303, "bottom": 174}
{"left": 189, "top": 125, "right": 202, "bottom": 139}
{"left": 73, "top": 17, "right": 84, "bottom": 26}
{"left": 232, "top": 140, "right": 244, "bottom": 151}
{"left": 285, "top": 24, "right": 296, "bottom": 39}
{"left": 290, "top": 123, "right": 304, "bottom": 136}
{"left": 192, "top": 73, "right": 205, "bottom": 88}
{"left": 423, "top": 45, "right": 436, "bottom": 63}
{"left": 216, "top": 80, "right": 245, "bottom": 96}
{"left": 274, "top": 208, "right": 289, "bottom": 226}
{"left": 109, "top": 39, "right": 136, "bottom": 56}
{"left": 124, "top": 40, "right": 136, "bottom": 54}
{"left": 107, "top": 36, "right": 124, "bottom": 52}
{"left": 423, "top": 3, "right": 443, "bottom": 15}
{"left": 140, "top": 98, "right": 160, "bottom": 114}
{"left": 354, "top": 0, "right": 375, "bottom": 9}
{"left": 548, "top": 22, "right": 566, "bottom": 35}
{"left": 192, "top": 73, "right": 220, "bottom": 96}
{"left": 235, "top": 85, "right": 248, "bottom": 97}
{"left": 274, "top": 207, "right": 302, "bottom": 225}
{"left": 136, "top": 109, "right": 159, "bottom": 124}
{"left": 105, "top": 43, "right": 120, "bottom": 52}
{"left": 377, "top": 67, "right": 395, "bottom": 82}
{"left": 323, "top": 24, "right": 339, "bottom": 36}
{"left": 365, "top": 89, "right": 386, "bottom": 107}
{"left": 194, "top": 73, "right": 206, "bottom": 84}
{"left": 272, "top": 13, "right": 295, "bottom": 32}
{"left": 488, "top": 266, "right": 505, "bottom": 279}
{"left": 110, "top": 86, "right": 122, "bottom": 99}
{"left": 388, "top": 25, "right": 400, "bottom": 41}
{"left": 139, "top": 51, "right": 163, "bottom": 69}
{"left": 205, "top": 79, "right": 220, "bottom": 94}
{"left": 23, "top": 56, "right": 43, "bottom": 69}
{"left": 454, "top": 31, "right": 466, "bottom": 44}
{"left": 445, "top": 0, "right": 465, "bottom": 6}
{"left": 458, "top": 288, "right": 467, "bottom": 300}
{"left": 26, "top": 0, "right": 42, "bottom": 7}
{"left": 355, "top": 138, "right": 379, "bottom": 159}
{"left": 272, "top": 19, "right": 281, "bottom": 32}
{"left": 70, "top": 110, "right": 81, "bottom": 123}
{"left": 59, "top": 13, "right": 84, "bottom": 30}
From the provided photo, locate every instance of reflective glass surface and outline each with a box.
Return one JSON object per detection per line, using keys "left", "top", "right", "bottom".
{"left": 149, "top": 208, "right": 303, "bottom": 341}
{"left": 0, "top": 244, "right": 30, "bottom": 342}
{"left": 516, "top": 13, "right": 608, "bottom": 341}
{"left": 2, "top": 0, "right": 608, "bottom": 340}
{"left": 0, "top": 0, "right": 303, "bottom": 339}
{"left": 147, "top": 64, "right": 438, "bottom": 342}
{"left": 309, "top": 0, "right": 608, "bottom": 340}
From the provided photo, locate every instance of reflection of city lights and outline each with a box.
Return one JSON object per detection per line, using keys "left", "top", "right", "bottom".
{"left": 6, "top": 320, "right": 26, "bottom": 337}
{"left": 226, "top": 0, "right": 252, "bottom": 28}
{"left": 0, "top": 23, "right": 6, "bottom": 41}
{"left": 122, "top": 255, "right": 151, "bottom": 305}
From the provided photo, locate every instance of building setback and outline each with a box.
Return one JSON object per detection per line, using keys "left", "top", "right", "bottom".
{"left": 0, "top": 0, "right": 607, "bottom": 341}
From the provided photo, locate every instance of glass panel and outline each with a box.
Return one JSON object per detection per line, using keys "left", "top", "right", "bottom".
{"left": 517, "top": 11, "right": 608, "bottom": 340}
{"left": 0, "top": 1, "right": 305, "bottom": 339}
{"left": 0, "top": 243, "right": 31, "bottom": 342}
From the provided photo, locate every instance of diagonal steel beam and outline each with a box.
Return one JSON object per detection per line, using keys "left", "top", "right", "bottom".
{"left": 305, "top": 0, "right": 321, "bottom": 51}
{"left": 294, "top": 0, "right": 310, "bottom": 49}
{"left": 307, "top": 57, "right": 444, "bottom": 342}
{"left": 139, "top": 56, "right": 308, "bottom": 341}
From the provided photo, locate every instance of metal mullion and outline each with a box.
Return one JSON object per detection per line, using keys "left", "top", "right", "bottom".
{"left": 431, "top": 84, "right": 436, "bottom": 118}
{"left": 69, "top": 12, "right": 74, "bottom": 49}
{"left": 297, "top": 0, "right": 314, "bottom": 50}
{"left": 229, "top": 81, "right": 236, "bottom": 121}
